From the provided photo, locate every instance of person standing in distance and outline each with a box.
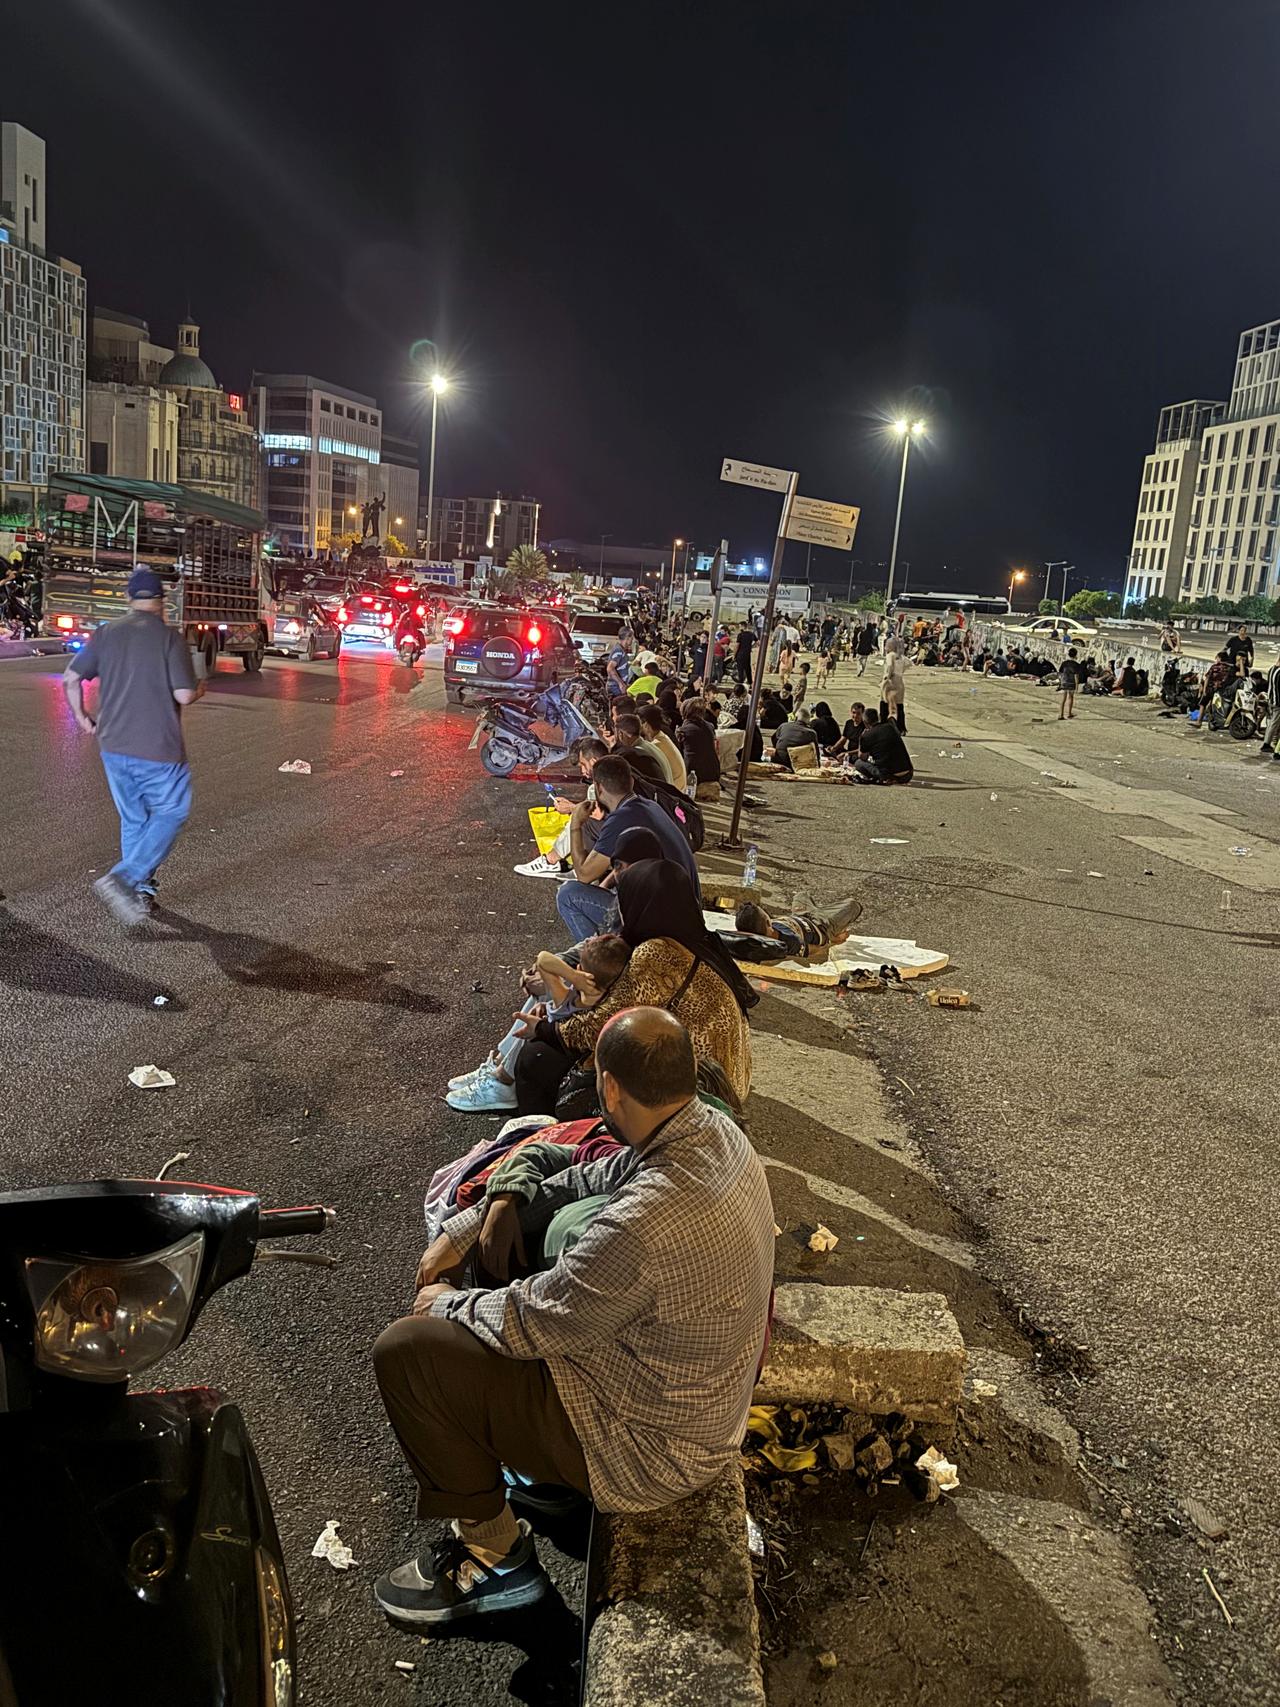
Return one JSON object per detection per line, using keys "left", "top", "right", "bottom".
{"left": 62, "top": 567, "right": 205, "bottom": 926}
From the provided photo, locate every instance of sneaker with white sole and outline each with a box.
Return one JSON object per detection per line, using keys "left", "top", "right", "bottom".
{"left": 446, "top": 1061, "right": 517, "bottom": 1112}
{"left": 374, "top": 1519, "right": 548, "bottom": 1626}
{"left": 449, "top": 1054, "right": 499, "bottom": 1090}
{"left": 514, "top": 855, "right": 569, "bottom": 880}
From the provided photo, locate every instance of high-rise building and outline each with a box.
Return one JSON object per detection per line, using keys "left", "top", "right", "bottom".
{"left": 1126, "top": 317, "right": 1280, "bottom": 607}
{"left": 251, "top": 373, "right": 383, "bottom": 553}
{"left": 1124, "top": 401, "right": 1224, "bottom": 607}
{"left": 159, "top": 319, "right": 259, "bottom": 510}
{"left": 426, "top": 492, "right": 540, "bottom": 562}
{"left": 0, "top": 122, "right": 86, "bottom": 502}
{"left": 380, "top": 432, "right": 420, "bottom": 551}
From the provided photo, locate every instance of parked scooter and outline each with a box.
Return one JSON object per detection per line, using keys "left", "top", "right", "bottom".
{"left": 1208, "top": 671, "right": 1266, "bottom": 739}
{"left": 472, "top": 678, "right": 600, "bottom": 777}
{"left": 0, "top": 1177, "right": 334, "bottom": 1705}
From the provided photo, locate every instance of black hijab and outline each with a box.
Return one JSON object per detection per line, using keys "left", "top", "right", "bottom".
{"left": 810, "top": 702, "right": 840, "bottom": 746}
{"left": 611, "top": 826, "right": 666, "bottom": 868}
{"left": 616, "top": 859, "right": 758, "bottom": 1012}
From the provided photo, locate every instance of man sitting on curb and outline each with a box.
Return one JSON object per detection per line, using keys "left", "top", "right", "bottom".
{"left": 371, "top": 1008, "right": 775, "bottom": 1626}
{"left": 556, "top": 755, "right": 701, "bottom": 939}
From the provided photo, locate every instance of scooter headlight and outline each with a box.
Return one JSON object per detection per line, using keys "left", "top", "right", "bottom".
{"left": 25, "top": 1232, "right": 204, "bottom": 1382}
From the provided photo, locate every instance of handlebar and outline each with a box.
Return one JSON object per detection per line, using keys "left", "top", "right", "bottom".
{"left": 258, "top": 1205, "right": 336, "bottom": 1239}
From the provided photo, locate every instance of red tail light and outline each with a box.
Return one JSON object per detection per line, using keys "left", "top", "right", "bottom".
{"left": 444, "top": 615, "right": 467, "bottom": 636}
{"left": 337, "top": 607, "right": 350, "bottom": 624}
{"left": 55, "top": 614, "right": 75, "bottom": 631}
{"left": 394, "top": 581, "right": 411, "bottom": 594}
{"left": 360, "top": 594, "right": 374, "bottom": 605}
{"left": 526, "top": 623, "right": 543, "bottom": 645}
{"left": 415, "top": 604, "right": 426, "bottom": 617}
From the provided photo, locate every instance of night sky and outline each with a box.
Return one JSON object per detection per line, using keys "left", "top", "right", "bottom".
{"left": 14, "top": 0, "right": 1280, "bottom": 595}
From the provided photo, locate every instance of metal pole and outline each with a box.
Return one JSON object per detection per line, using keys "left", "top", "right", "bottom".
{"left": 846, "top": 556, "right": 859, "bottom": 603}
{"left": 725, "top": 470, "right": 799, "bottom": 848}
{"left": 425, "top": 388, "right": 439, "bottom": 560}
{"left": 701, "top": 539, "right": 728, "bottom": 694}
{"left": 1059, "top": 562, "right": 1074, "bottom": 614}
{"left": 884, "top": 433, "right": 911, "bottom": 610}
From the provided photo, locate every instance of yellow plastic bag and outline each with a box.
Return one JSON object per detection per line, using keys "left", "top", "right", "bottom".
{"left": 527, "top": 806, "right": 571, "bottom": 858}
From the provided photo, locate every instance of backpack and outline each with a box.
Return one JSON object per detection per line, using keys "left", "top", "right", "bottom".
{"left": 630, "top": 769, "right": 706, "bottom": 852}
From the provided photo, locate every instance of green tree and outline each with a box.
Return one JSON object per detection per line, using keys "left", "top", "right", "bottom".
{"left": 1271, "top": 596, "right": 1280, "bottom": 625}
{"left": 1140, "top": 595, "right": 1173, "bottom": 620}
{"left": 1191, "top": 594, "right": 1228, "bottom": 616}
{"left": 856, "top": 590, "right": 886, "bottom": 613}
{"left": 506, "top": 544, "right": 549, "bottom": 581}
{"left": 1037, "top": 597, "right": 1058, "bottom": 615}
{"left": 1064, "top": 588, "right": 1121, "bottom": 619}
{"left": 382, "top": 533, "right": 407, "bottom": 558}
{"left": 1234, "top": 594, "right": 1271, "bottom": 622}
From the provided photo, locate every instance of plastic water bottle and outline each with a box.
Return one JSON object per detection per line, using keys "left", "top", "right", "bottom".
{"left": 743, "top": 843, "right": 759, "bottom": 887}
{"left": 1219, "top": 889, "right": 1231, "bottom": 913}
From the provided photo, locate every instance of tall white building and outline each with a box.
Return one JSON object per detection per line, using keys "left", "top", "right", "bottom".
{"left": 1126, "top": 317, "right": 1280, "bottom": 607}
{"left": 87, "top": 383, "right": 180, "bottom": 483}
{"left": 0, "top": 122, "right": 86, "bottom": 501}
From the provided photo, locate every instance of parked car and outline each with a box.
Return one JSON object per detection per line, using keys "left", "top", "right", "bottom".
{"left": 270, "top": 593, "right": 343, "bottom": 660}
{"left": 442, "top": 604, "right": 579, "bottom": 705}
{"left": 1014, "top": 615, "right": 1098, "bottom": 640}
{"left": 568, "top": 610, "right": 629, "bottom": 663}
{"left": 341, "top": 590, "right": 399, "bottom": 645}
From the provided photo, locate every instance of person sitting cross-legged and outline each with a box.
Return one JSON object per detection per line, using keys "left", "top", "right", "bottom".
{"left": 371, "top": 1007, "right": 776, "bottom": 1627}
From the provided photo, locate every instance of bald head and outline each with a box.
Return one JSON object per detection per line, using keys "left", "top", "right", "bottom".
{"left": 595, "top": 1007, "right": 697, "bottom": 1140}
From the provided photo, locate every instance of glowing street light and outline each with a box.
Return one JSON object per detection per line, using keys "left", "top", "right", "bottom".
{"left": 1009, "top": 567, "right": 1027, "bottom": 609}
{"left": 885, "top": 418, "right": 926, "bottom": 609}
{"left": 424, "top": 371, "right": 452, "bottom": 559}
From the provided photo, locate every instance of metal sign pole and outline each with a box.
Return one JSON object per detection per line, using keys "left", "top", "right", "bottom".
{"left": 724, "top": 471, "right": 798, "bottom": 848}
{"left": 700, "top": 537, "right": 728, "bottom": 694}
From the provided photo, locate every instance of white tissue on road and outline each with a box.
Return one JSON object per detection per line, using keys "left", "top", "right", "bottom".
{"left": 129, "top": 1065, "right": 176, "bottom": 1090}
{"left": 746, "top": 1514, "right": 765, "bottom": 1558}
{"left": 870, "top": 837, "right": 908, "bottom": 845}
{"left": 915, "top": 1445, "right": 960, "bottom": 1498}
{"left": 278, "top": 759, "right": 312, "bottom": 774}
{"left": 312, "top": 1520, "right": 355, "bottom": 1570}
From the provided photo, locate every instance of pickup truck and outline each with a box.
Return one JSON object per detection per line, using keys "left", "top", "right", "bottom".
{"left": 39, "top": 472, "right": 269, "bottom": 673}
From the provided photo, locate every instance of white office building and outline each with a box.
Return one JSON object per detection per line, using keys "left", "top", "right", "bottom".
{"left": 0, "top": 122, "right": 86, "bottom": 501}
{"left": 251, "top": 373, "right": 383, "bottom": 553}
{"left": 1126, "top": 318, "right": 1280, "bottom": 607}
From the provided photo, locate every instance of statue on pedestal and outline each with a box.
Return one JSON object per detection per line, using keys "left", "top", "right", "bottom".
{"left": 360, "top": 492, "right": 387, "bottom": 540}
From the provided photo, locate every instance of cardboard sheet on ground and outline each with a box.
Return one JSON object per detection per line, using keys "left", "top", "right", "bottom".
{"left": 703, "top": 911, "right": 949, "bottom": 986}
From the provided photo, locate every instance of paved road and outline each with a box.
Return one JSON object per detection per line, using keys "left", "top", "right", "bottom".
{"left": 773, "top": 658, "right": 1280, "bottom": 1704}
{"left": 0, "top": 642, "right": 588, "bottom": 1705}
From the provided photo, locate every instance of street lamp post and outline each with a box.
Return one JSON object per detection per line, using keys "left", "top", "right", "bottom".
{"left": 885, "top": 419, "right": 925, "bottom": 611}
{"left": 424, "top": 373, "right": 448, "bottom": 560}
{"left": 598, "top": 534, "right": 612, "bottom": 580}
{"left": 1008, "top": 567, "right": 1026, "bottom": 610}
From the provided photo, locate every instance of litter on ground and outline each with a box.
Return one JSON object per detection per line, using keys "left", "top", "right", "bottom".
{"left": 926, "top": 989, "right": 971, "bottom": 1009}
{"left": 311, "top": 1520, "right": 355, "bottom": 1570}
{"left": 389, "top": 769, "right": 405, "bottom": 778}
{"left": 278, "top": 759, "right": 312, "bottom": 774}
{"left": 808, "top": 1224, "right": 840, "bottom": 1253}
{"left": 746, "top": 1514, "right": 765, "bottom": 1557}
{"left": 129, "top": 1064, "right": 176, "bottom": 1090}
{"left": 870, "top": 837, "right": 908, "bottom": 845}
{"left": 152, "top": 995, "right": 169, "bottom": 1006}
{"left": 915, "top": 1446, "right": 960, "bottom": 1500}
{"left": 1228, "top": 846, "right": 1252, "bottom": 857}
{"left": 155, "top": 1149, "right": 190, "bottom": 1180}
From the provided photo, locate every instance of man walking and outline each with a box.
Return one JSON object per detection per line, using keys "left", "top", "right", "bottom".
{"left": 63, "top": 567, "right": 204, "bottom": 925}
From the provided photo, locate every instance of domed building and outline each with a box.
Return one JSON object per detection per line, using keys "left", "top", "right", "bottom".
{"left": 160, "top": 320, "right": 260, "bottom": 510}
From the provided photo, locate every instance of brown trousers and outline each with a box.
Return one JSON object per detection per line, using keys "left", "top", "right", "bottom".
{"left": 373, "top": 1314, "right": 591, "bottom": 1521}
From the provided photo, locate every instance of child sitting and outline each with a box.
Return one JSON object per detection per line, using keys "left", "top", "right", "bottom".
{"left": 445, "top": 934, "right": 632, "bottom": 1112}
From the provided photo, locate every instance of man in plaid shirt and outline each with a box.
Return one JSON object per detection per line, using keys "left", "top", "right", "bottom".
{"left": 372, "top": 1007, "right": 775, "bottom": 1627}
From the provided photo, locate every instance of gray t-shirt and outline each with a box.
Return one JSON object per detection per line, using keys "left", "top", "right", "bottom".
{"left": 71, "top": 611, "right": 197, "bottom": 764}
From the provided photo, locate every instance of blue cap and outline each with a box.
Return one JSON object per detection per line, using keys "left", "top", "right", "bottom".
{"left": 127, "top": 568, "right": 165, "bottom": 600}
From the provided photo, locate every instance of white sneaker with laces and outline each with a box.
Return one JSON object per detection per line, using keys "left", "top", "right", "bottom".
{"left": 446, "top": 1061, "right": 517, "bottom": 1112}
{"left": 449, "top": 1054, "right": 498, "bottom": 1090}
{"left": 513, "top": 855, "right": 568, "bottom": 880}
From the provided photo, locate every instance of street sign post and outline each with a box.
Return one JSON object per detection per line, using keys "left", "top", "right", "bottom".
{"left": 785, "top": 495, "right": 859, "bottom": 553}
{"left": 718, "top": 457, "right": 800, "bottom": 847}
{"left": 720, "top": 458, "right": 792, "bottom": 494}
{"left": 700, "top": 538, "right": 729, "bottom": 692}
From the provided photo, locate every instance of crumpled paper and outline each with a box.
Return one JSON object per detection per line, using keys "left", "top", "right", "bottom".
{"left": 915, "top": 1445, "right": 960, "bottom": 1500}
{"left": 311, "top": 1520, "right": 355, "bottom": 1570}
{"left": 808, "top": 1224, "right": 840, "bottom": 1252}
{"left": 278, "top": 759, "right": 312, "bottom": 774}
{"left": 129, "top": 1064, "right": 176, "bottom": 1090}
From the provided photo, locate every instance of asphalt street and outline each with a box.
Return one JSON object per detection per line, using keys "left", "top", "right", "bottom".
{"left": 756, "top": 656, "right": 1280, "bottom": 1705}
{"left": 2, "top": 640, "right": 1278, "bottom": 1705}
{"left": 0, "top": 642, "right": 595, "bottom": 1706}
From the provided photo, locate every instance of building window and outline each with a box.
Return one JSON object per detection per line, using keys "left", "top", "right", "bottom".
{"left": 89, "top": 440, "right": 108, "bottom": 472}
{"left": 1215, "top": 437, "right": 1226, "bottom": 460}
{"left": 1213, "top": 466, "right": 1223, "bottom": 493}
{"left": 1248, "top": 426, "right": 1259, "bottom": 455}
{"left": 1227, "top": 463, "right": 1237, "bottom": 492}
{"left": 1232, "top": 430, "right": 1243, "bottom": 457}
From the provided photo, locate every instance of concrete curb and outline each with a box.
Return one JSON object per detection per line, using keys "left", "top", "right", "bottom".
{"left": 0, "top": 638, "right": 66, "bottom": 660}
{"left": 584, "top": 1464, "right": 764, "bottom": 1707}
{"left": 756, "top": 1281, "right": 965, "bottom": 1433}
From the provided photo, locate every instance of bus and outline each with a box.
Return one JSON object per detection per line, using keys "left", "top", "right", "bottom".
{"left": 889, "top": 590, "right": 1011, "bottom": 619}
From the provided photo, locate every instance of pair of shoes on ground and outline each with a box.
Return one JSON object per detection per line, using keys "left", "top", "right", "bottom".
{"left": 92, "top": 873, "right": 154, "bottom": 927}
{"left": 446, "top": 1056, "right": 516, "bottom": 1112}
{"left": 513, "top": 854, "right": 569, "bottom": 880}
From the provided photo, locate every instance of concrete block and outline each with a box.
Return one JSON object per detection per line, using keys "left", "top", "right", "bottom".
{"left": 585, "top": 1464, "right": 764, "bottom": 1707}
{"left": 755, "top": 1282, "right": 965, "bottom": 1430}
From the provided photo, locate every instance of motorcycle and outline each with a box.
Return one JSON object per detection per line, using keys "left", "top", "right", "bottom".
{"left": 1208, "top": 672, "right": 1266, "bottom": 739}
{"left": 393, "top": 601, "right": 431, "bottom": 666}
{"left": 472, "top": 677, "right": 601, "bottom": 777}
{"left": 0, "top": 1177, "right": 333, "bottom": 1706}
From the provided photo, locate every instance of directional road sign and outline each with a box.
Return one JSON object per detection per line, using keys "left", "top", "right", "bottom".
{"left": 785, "top": 494, "right": 860, "bottom": 552}
{"left": 720, "top": 457, "right": 793, "bottom": 493}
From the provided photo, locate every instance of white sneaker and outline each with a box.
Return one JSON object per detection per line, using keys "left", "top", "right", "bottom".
{"left": 446, "top": 1062, "right": 517, "bottom": 1112}
{"left": 514, "top": 855, "right": 569, "bottom": 880}
{"left": 449, "top": 1053, "right": 498, "bottom": 1090}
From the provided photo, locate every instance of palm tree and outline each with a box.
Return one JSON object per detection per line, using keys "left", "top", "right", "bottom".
{"left": 506, "top": 544, "right": 549, "bottom": 581}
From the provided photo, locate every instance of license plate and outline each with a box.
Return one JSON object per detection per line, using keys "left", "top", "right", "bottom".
{"left": 456, "top": 660, "right": 479, "bottom": 673}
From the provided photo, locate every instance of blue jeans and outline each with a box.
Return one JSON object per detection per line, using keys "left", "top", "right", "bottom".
{"left": 100, "top": 751, "right": 193, "bottom": 893}
{"left": 555, "top": 880, "right": 618, "bottom": 943}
